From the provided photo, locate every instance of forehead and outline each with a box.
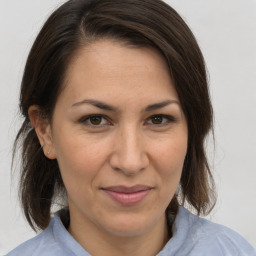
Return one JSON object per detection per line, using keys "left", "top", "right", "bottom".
{"left": 59, "top": 40, "right": 178, "bottom": 107}
{"left": 68, "top": 40, "right": 169, "bottom": 77}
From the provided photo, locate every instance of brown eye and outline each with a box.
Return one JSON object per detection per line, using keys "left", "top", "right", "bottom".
{"left": 146, "top": 115, "right": 176, "bottom": 126}
{"left": 151, "top": 116, "right": 163, "bottom": 124}
{"left": 89, "top": 116, "right": 102, "bottom": 125}
{"left": 79, "top": 115, "right": 109, "bottom": 127}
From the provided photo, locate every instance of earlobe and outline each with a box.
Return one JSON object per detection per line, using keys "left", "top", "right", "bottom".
{"left": 28, "top": 105, "right": 56, "bottom": 159}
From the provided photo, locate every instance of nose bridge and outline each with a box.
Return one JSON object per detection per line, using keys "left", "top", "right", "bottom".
{"left": 110, "top": 124, "right": 148, "bottom": 174}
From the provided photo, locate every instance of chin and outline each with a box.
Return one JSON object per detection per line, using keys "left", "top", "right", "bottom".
{"left": 100, "top": 212, "right": 160, "bottom": 238}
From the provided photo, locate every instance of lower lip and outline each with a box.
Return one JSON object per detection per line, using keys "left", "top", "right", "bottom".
{"left": 103, "top": 189, "right": 151, "bottom": 206}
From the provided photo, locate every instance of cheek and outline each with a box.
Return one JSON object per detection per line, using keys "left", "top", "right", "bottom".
{"left": 153, "top": 136, "right": 187, "bottom": 172}
{"left": 53, "top": 132, "right": 109, "bottom": 189}
{"left": 152, "top": 135, "right": 187, "bottom": 194}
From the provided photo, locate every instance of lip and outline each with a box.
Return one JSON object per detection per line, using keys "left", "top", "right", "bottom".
{"left": 101, "top": 185, "right": 152, "bottom": 206}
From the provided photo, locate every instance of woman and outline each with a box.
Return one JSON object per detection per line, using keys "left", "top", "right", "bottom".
{"left": 7, "top": 0, "right": 256, "bottom": 255}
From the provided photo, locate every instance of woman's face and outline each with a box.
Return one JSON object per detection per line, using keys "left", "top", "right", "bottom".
{"left": 48, "top": 40, "right": 187, "bottom": 238}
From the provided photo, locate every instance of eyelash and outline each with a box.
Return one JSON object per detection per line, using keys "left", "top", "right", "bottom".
{"left": 146, "top": 115, "right": 177, "bottom": 126}
{"left": 79, "top": 114, "right": 177, "bottom": 129}
{"left": 79, "top": 115, "right": 111, "bottom": 128}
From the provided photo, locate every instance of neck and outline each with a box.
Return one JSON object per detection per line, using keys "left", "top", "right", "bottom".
{"left": 68, "top": 211, "right": 170, "bottom": 256}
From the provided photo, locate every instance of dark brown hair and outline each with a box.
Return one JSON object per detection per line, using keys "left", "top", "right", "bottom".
{"left": 14, "top": 0, "right": 215, "bottom": 231}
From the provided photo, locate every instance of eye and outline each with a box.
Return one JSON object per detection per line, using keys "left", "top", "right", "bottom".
{"left": 79, "top": 115, "right": 110, "bottom": 127}
{"left": 150, "top": 115, "right": 164, "bottom": 124}
{"left": 146, "top": 115, "right": 175, "bottom": 126}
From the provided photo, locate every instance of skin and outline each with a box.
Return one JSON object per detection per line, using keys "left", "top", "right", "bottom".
{"left": 29, "top": 40, "right": 188, "bottom": 256}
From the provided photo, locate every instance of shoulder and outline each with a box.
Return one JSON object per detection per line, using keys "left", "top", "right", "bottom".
{"left": 194, "top": 214, "right": 256, "bottom": 255}
{"left": 161, "top": 207, "right": 256, "bottom": 256}
{"left": 6, "top": 210, "right": 84, "bottom": 256}
{"left": 6, "top": 221, "right": 66, "bottom": 256}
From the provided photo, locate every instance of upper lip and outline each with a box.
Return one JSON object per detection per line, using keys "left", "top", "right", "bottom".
{"left": 101, "top": 185, "right": 153, "bottom": 193}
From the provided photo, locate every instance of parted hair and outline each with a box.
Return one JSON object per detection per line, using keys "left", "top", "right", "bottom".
{"left": 14, "top": 0, "right": 215, "bottom": 231}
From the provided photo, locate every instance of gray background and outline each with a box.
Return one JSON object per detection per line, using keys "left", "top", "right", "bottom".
{"left": 0, "top": 0, "right": 255, "bottom": 254}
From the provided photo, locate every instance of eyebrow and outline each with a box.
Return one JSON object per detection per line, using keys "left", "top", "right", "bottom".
{"left": 144, "top": 100, "right": 179, "bottom": 112}
{"left": 72, "top": 99, "right": 116, "bottom": 111}
{"left": 71, "top": 99, "right": 179, "bottom": 112}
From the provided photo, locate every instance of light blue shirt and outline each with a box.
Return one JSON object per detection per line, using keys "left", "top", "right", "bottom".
{"left": 7, "top": 207, "right": 256, "bottom": 255}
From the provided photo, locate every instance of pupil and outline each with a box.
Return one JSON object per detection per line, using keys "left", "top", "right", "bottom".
{"left": 90, "top": 116, "right": 102, "bottom": 125}
{"left": 152, "top": 116, "right": 163, "bottom": 124}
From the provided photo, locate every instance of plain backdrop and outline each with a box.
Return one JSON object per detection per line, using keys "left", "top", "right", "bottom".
{"left": 0, "top": 0, "right": 255, "bottom": 254}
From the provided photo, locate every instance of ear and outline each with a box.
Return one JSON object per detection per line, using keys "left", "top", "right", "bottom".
{"left": 28, "top": 105, "right": 56, "bottom": 159}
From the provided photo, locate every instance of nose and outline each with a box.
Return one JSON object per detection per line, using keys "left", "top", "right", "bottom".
{"left": 109, "top": 126, "right": 149, "bottom": 175}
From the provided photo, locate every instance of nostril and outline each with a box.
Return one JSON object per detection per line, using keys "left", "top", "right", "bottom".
{"left": 109, "top": 129, "right": 149, "bottom": 174}
{"left": 109, "top": 152, "right": 149, "bottom": 175}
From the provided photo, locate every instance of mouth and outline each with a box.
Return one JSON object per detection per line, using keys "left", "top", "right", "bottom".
{"left": 101, "top": 185, "right": 153, "bottom": 206}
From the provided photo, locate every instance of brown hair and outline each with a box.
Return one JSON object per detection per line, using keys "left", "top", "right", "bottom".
{"left": 14, "top": 0, "right": 215, "bottom": 231}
